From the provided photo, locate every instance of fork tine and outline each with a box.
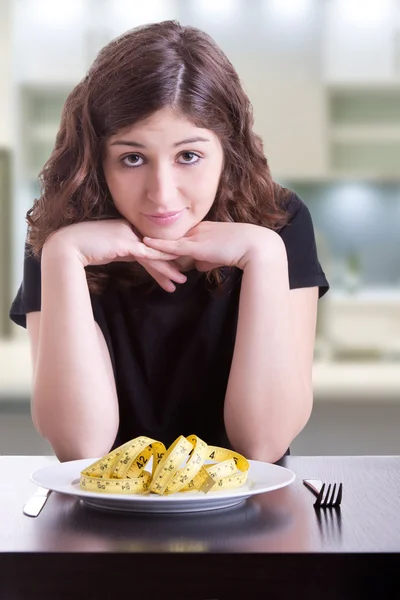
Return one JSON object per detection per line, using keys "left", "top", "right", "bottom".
{"left": 313, "top": 482, "right": 343, "bottom": 509}
{"left": 323, "top": 484, "right": 332, "bottom": 507}
{"left": 334, "top": 483, "right": 343, "bottom": 507}
{"left": 328, "top": 483, "right": 337, "bottom": 507}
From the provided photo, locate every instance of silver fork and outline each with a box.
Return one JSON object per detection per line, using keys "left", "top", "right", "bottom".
{"left": 303, "top": 479, "right": 343, "bottom": 508}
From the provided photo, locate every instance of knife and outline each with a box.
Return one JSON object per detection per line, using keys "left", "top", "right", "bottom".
{"left": 23, "top": 486, "right": 51, "bottom": 517}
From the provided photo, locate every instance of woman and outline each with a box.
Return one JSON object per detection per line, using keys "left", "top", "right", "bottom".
{"left": 10, "top": 21, "right": 329, "bottom": 463}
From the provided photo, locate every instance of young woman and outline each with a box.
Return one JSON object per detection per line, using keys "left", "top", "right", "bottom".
{"left": 10, "top": 21, "right": 329, "bottom": 463}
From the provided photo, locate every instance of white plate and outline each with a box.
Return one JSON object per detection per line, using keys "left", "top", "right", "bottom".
{"left": 31, "top": 458, "right": 296, "bottom": 514}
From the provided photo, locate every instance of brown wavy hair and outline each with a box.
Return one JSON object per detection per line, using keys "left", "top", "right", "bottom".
{"left": 26, "top": 20, "right": 292, "bottom": 294}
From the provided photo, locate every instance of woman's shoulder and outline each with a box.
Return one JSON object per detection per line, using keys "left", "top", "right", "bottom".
{"left": 275, "top": 189, "right": 330, "bottom": 297}
{"left": 279, "top": 189, "right": 308, "bottom": 222}
{"left": 276, "top": 189, "right": 315, "bottom": 237}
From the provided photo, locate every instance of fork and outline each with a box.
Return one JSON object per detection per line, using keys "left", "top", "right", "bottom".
{"left": 303, "top": 479, "right": 343, "bottom": 508}
{"left": 313, "top": 482, "right": 343, "bottom": 509}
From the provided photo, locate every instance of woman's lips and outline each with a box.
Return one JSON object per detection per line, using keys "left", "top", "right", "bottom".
{"left": 143, "top": 209, "right": 186, "bottom": 226}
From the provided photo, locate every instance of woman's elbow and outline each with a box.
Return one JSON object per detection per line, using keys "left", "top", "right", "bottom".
{"left": 244, "top": 442, "right": 290, "bottom": 464}
{"left": 51, "top": 440, "right": 113, "bottom": 463}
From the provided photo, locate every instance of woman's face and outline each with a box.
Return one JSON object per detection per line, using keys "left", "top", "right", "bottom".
{"left": 102, "top": 107, "right": 224, "bottom": 240}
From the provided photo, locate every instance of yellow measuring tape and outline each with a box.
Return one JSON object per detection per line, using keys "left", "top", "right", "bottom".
{"left": 80, "top": 434, "right": 249, "bottom": 495}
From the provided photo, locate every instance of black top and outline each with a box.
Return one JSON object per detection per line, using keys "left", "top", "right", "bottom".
{"left": 9, "top": 192, "right": 329, "bottom": 459}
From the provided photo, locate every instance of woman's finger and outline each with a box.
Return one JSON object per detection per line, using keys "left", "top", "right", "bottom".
{"left": 142, "top": 237, "right": 189, "bottom": 256}
{"left": 139, "top": 259, "right": 188, "bottom": 291}
{"left": 138, "top": 260, "right": 177, "bottom": 293}
{"left": 146, "top": 259, "right": 187, "bottom": 284}
{"left": 135, "top": 242, "right": 179, "bottom": 261}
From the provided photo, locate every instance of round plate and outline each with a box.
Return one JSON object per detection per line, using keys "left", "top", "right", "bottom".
{"left": 31, "top": 458, "right": 296, "bottom": 514}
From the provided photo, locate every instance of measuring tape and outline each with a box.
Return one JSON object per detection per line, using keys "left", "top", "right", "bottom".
{"left": 80, "top": 434, "right": 249, "bottom": 495}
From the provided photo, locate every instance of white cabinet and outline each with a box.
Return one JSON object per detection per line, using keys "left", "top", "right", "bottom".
{"left": 322, "top": 2, "right": 400, "bottom": 176}
{"left": 20, "top": 86, "right": 73, "bottom": 180}
{"left": 220, "top": 1, "right": 327, "bottom": 180}
{"left": 326, "top": 85, "right": 400, "bottom": 177}
{"left": 321, "top": 291, "right": 400, "bottom": 358}
{"left": 323, "top": 0, "right": 400, "bottom": 84}
{"left": 12, "top": 0, "right": 89, "bottom": 84}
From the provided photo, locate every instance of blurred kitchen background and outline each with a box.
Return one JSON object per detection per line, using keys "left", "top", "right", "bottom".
{"left": 0, "top": 0, "right": 399, "bottom": 456}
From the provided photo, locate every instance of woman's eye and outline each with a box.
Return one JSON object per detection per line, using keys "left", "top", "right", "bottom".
{"left": 122, "top": 154, "right": 143, "bottom": 167}
{"left": 121, "top": 152, "right": 200, "bottom": 168}
{"left": 179, "top": 152, "right": 201, "bottom": 165}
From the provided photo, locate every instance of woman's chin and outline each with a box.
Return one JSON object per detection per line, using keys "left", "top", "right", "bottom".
{"left": 139, "top": 220, "right": 195, "bottom": 241}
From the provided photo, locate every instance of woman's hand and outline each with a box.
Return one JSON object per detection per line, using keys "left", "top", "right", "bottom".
{"left": 143, "top": 221, "right": 285, "bottom": 272}
{"left": 44, "top": 219, "right": 186, "bottom": 292}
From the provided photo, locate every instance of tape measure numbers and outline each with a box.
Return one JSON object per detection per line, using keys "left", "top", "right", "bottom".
{"left": 80, "top": 434, "right": 249, "bottom": 496}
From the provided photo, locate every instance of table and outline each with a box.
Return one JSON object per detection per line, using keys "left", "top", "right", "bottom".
{"left": 1, "top": 455, "right": 399, "bottom": 599}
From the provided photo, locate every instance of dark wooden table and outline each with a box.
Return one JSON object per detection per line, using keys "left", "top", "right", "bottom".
{"left": 1, "top": 455, "right": 399, "bottom": 599}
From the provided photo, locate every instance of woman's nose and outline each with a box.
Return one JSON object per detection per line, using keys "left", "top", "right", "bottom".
{"left": 146, "top": 164, "right": 179, "bottom": 207}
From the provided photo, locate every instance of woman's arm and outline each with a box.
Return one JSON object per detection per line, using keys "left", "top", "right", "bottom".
{"left": 27, "top": 239, "right": 119, "bottom": 462}
{"left": 142, "top": 220, "right": 320, "bottom": 462}
{"left": 224, "top": 237, "right": 318, "bottom": 463}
